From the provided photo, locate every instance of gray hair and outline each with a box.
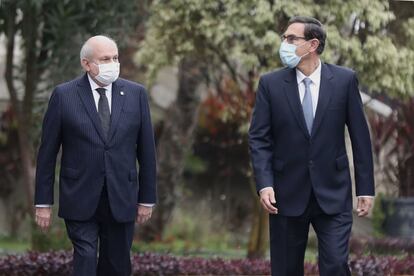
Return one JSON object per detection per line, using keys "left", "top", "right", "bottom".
{"left": 79, "top": 35, "right": 118, "bottom": 62}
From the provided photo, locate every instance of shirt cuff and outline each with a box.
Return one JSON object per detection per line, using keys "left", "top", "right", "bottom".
{"left": 357, "top": 195, "right": 374, "bottom": 198}
{"left": 35, "top": 204, "right": 52, "bottom": 208}
{"left": 259, "top": 187, "right": 274, "bottom": 194}
{"left": 138, "top": 203, "right": 155, "bottom": 207}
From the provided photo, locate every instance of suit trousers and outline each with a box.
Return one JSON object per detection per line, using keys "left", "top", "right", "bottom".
{"left": 65, "top": 184, "right": 135, "bottom": 276}
{"left": 269, "top": 190, "right": 352, "bottom": 276}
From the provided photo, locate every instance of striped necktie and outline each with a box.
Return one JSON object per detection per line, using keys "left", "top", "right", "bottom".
{"left": 96, "top": 88, "right": 110, "bottom": 139}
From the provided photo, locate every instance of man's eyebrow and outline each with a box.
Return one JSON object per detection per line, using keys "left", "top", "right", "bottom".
{"left": 100, "top": 55, "right": 117, "bottom": 59}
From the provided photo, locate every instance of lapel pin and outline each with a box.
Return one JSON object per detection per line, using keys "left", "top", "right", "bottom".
{"left": 120, "top": 91, "right": 125, "bottom": 96}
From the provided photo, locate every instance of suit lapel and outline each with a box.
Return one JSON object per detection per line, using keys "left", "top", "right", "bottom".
{"left": 107, "top": 80, "right": 126, "bottom": 143}
{"left": 76, "top": 74, "right": 107, "bottom": 143}
{"left": 311, "top": 63, "right": 333, "bottom": 137}
{"left": 283, "top": 69, "right": 310, "bottom": 138}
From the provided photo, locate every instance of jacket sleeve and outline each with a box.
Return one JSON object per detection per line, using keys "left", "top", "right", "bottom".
{"left": 136, "top": 88, "right": 157, "bottom": 204}
{"left": 34, "top": 88, "right": 62, "bottom": 205}
{"left": 346, "top": 73, "right": 375, "bottom": 196}
{"left": 248, "top": 77, "right": 274, "bottom": 193}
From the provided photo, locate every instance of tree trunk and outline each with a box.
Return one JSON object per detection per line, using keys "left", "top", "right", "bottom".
{"left": 138, "top": 57, "right": 205, "bottom": 241}
{"left": 247, "top": 176, "right": 269, "bottom": 259}
{"left": 4, "top": 2, "right": 36, "bottom": 209}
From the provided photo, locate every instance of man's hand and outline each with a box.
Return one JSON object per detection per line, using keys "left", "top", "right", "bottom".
{"left": 259, "top": 188, "right": 278, "bottom": 214}
{"left": 136, "top": 205, "right": 153, "bottom": 224}
{"left": 35, "top": 207, "right": 52, "bottom": 232}
{"left": 357, "top": 197, "right": 373, "bottom": 217}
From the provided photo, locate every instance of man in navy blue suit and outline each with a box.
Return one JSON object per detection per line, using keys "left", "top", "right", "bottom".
{"left": 34, "top": 35, "right": 157, "bottom": 276}
{"left": 249, "top": 16, "right": 374, "bottom": 276}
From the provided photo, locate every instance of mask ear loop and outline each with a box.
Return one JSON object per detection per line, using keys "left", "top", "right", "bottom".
{"left": 299, "top": 39, "right": 318, "bottom": 58}
{"left": 83, "top": 59, "right": 98, "bottom": 75}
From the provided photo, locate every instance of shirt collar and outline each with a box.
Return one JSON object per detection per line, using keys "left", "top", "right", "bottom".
{"left": 87, "top": 73, "right": 112, "bottom": 92}
{"left": 296, "top": 59, "right": 322, "bottom": 85}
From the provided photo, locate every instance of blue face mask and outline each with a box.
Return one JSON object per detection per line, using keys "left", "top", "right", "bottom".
{"left": 279, "top": 41, "right": 308, "bottom": 68}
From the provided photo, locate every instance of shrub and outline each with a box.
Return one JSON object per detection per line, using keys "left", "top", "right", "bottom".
{"left": 350, "top": 236, "right": 414, "bottom": 256}
{"left": 350, "top": 255, "right": 414, "bottom": 276}
{"left": 1, "top": 251, "right": 414, "bottom": 275}
{"left": 0, "top": 251, "right": 72, "bottom": 276}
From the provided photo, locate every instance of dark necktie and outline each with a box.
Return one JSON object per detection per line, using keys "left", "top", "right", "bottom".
{"left": 302, "top": 78, "right": 314, "bottom": 134}
{"left": 96, "top": 88, "right": 110, "bottom": 139}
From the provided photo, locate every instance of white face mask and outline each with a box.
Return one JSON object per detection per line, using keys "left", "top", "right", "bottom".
{"left": 94, "top": 62, "right": 120, "bottom": 86}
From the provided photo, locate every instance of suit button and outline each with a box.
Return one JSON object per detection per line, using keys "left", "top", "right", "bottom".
{"left": 104, "top": 145, "right": 109, "bottom": 150}
{"left": 309, "top": 160, "right": 313, "bottom": 167}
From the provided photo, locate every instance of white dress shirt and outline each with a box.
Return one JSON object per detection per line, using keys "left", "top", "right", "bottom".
{"left": 36, "top": 74, "right": 154, "bottom": 208}
{"left": 260, "top": 60, "right": 372, "bottom": 199}
{"left": 296, "top": 60, "right": 321, "bottom": 116}
{"left": 88, "top": 74, "right": 113, "bottom": 113}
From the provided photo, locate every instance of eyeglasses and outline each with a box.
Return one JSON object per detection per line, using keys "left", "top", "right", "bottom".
{"left": 280, "top": 34, "right": 307, "bottom": 44}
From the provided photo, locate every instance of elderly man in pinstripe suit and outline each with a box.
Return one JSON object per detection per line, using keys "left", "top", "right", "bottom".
{"left": 34, "top": 35, "right": 157, "bottom": 276}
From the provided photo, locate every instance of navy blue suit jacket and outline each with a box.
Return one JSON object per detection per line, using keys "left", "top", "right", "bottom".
{"left": 249, "top": 63, "right": 374, "bottom": 216}
{"left": 35, "top": 74, "right": 157, "bottom": 222}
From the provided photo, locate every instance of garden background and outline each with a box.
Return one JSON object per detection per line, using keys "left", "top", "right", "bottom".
{"left": 0, "top": 0, "right": 414, "bottom": 275}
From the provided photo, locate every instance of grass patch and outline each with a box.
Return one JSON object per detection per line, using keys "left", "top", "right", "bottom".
{"left": 0, "top": 236, "right": 30, "bottom": 254}
{"left": 132, "top": 240, "right": 246, "bottom": 259}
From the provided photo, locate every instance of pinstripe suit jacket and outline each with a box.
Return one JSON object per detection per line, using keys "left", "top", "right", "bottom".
{"left": 35, "top": 73, "right": 157, "bottom": 222}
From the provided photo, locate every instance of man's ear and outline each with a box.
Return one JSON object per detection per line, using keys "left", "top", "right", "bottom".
{"left": 81, "top": 58, "right": 90, "bottom": 72}
{"left": 309, "top": 39, "right": 320, "bottom": 53}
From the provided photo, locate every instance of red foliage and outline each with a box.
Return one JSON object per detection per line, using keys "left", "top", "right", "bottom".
{"left": 1, "top": 251, "right": 414, "bottom": 275}
{"left": 368, "top": 97, "right": 414, "bottom": 197}
{"left": 198, "top": 73, "right": 256, "bottom": 138}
